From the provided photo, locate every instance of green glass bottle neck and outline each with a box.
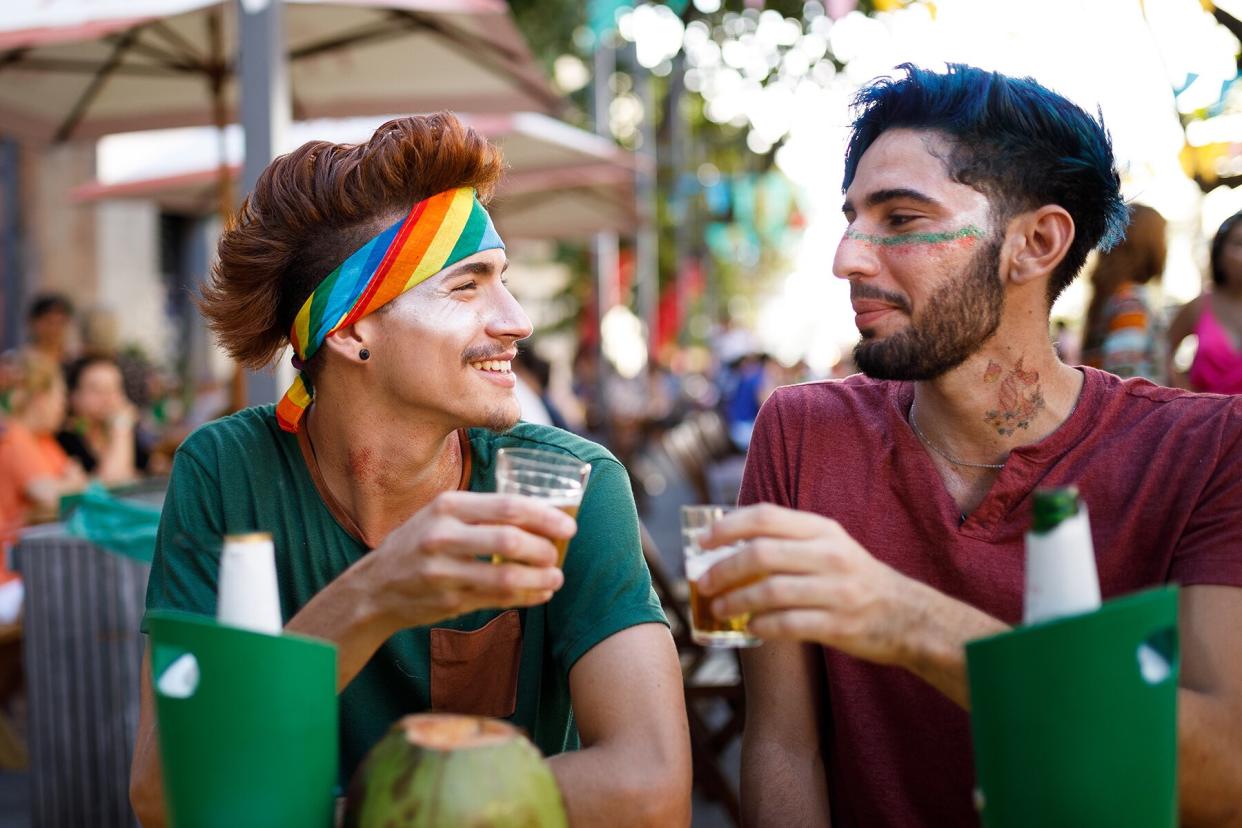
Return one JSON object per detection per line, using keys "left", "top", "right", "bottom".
{"left": 1032, "top": 486, "right": 1081, "bottom": 533}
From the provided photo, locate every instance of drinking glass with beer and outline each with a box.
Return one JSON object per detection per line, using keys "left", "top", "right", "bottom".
{"left": 681, "top": 505, "right": 761, "bottom": 648}
{"left": 494, "top": 447, "right": 591, "bottom": 567}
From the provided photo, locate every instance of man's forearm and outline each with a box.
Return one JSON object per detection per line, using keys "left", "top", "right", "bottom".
{"left": 131, "top": 725, "right": 165, "bottom": 827}
{"left": 904, "top": 598, "right": 1242, "bottom": 825}
{"left": 132, "top": 648, "right": 167, "bottom": 828}
{"left": 548, "top": 740, "right": 691, "bottom": 828}
{"left": 284, "top": 564, "right": 395, "bottom": 691}
{"left": 1178, "top": 688, "right": 1242, "bottom": 827}
{"left": 548, "top": 624, "right": 691, "bottom": 827}
{"left": 97, "top": 425, "right": 137, "bottom": 484}
{"left": 896, "top": 580, "right": 1010, "bottom": 709}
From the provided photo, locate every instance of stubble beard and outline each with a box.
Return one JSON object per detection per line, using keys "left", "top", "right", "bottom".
{"left": 482, "top": 400, "right": 522, "bottom": 434}
{"left": 854, "top": 239, "right": 1005, "bottom": 381}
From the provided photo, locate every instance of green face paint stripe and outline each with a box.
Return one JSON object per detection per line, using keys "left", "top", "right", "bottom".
{"left": 845, "top": 225, "right": 984, "bottom": 246}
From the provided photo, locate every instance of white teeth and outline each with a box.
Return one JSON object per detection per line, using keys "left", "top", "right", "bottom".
{"left": 471, "top": 360, "right": 511, "bottom": 373}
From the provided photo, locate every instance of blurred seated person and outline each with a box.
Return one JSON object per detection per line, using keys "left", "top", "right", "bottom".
{"left": 80, "top": 305, "right": 154, "bottom": 409}
{"left": 513, "top": 348, "right": 570, "bottom": 430}
{"left": 0, "top": 354, "right": 87, "bottom": 541}
{"left": 1, "top": 294, "right": 75, "bottom": 414}
{"left": 1167, "top": 210, "right": 1242, "bottom": 394}
{"left": 1081, "top": 203, "right": 1167, "bottom": 382}
{"left": 643, "top": 357, "right": 684, "bottom": 432}
{"left": 570, "top": 345, "right": 602, "bottom": 434}
{"left": 722, "top": 352, "right": 773, "bottom": 450}
{"left": 22, "top": 293, "right": 76, "bottom": 368}
{"left": 56, "top": 355, "right": 154, "bottom": 485}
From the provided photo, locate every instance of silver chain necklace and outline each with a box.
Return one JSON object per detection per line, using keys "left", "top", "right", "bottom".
{"left": 908, "top": 398, "right": 1006, "bottom": 470}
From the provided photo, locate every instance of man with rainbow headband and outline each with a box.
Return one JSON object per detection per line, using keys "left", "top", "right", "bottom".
{"left": 131, "top": 114, "right": 691, "bottom": 826}
{"left": 694, "top": 65, "right": 1242, "bottom": 825}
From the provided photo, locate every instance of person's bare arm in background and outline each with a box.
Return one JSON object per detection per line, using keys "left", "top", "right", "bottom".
{"left": 1165, "top": 296, "right": 1202, "bottom": 390}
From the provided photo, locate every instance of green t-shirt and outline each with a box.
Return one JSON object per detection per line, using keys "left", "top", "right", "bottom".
{"left": 144, "top": 406, "right": 666, "bottom": 777}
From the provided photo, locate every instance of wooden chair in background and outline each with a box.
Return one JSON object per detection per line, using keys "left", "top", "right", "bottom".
{"left": 658, "top": 410, "right": 739, "bottom": 505}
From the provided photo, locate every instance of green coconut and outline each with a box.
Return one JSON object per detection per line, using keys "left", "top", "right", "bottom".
{"left": 344, "top": 714, "right": 569, "bottom": 828}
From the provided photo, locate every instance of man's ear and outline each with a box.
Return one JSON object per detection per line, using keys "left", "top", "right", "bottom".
{"left": 321, "top": 320, "right": 371, "bottom": 365}
{"left": 1003, "top": 205, "right": 1076, "bottom": 287}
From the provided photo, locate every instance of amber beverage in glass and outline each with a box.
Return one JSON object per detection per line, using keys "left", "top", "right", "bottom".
{"left": 681, "top": 505, "right": 761, "bottom": 648}
{"left": 495, "top": 447, "right": 591, "bottom": 567}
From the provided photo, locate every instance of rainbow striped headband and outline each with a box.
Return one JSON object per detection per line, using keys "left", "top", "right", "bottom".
{"left": 275, "top": 187, "right": 504, "bottom": 432}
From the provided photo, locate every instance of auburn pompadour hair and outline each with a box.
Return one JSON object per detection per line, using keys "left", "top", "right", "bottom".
{"left": 199, "top": 112, "right": 504, "bottom": 370}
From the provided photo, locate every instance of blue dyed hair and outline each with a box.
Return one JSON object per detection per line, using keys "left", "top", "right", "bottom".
{"left": 843, "top": 63, "right": 1128, "bottom": 303}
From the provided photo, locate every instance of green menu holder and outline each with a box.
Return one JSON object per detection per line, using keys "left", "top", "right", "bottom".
{"left": 147, "top": 610, "right": 338, "bottom": 828}
{"left": 966, "top": 587, "right": 1179, "bottom": 827}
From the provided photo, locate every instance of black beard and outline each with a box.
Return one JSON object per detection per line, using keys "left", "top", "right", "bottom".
{"left": 854, "top": 239, "right": 1005, "bottom": 381}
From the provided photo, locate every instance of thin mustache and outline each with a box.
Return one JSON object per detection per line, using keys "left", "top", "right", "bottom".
{"left": 850, "top": 285, "right": 911, "bottom": 314}
{"left": 462, "top": 346, "right": 513, "bottom": 365}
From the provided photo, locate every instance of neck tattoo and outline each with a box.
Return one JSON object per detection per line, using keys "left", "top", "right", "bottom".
{"left": 909, "top": 398, "right": 1007, "bottom": 470}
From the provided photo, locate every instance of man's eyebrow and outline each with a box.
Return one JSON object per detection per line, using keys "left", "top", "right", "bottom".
{"left": 842, "top": 188, "right": 941, "bottom": 214}
{"left": 440, "top": 258, "right": 509, "bottom": 279}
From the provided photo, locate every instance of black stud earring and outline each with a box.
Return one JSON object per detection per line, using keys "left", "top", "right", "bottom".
{"left": 359, "top": 348, "right": 370, "bottom": 361}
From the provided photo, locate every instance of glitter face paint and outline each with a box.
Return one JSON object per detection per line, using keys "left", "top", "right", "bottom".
{"left": 844, "top": 224, "right": 985, "bottom": 249}
{"left": 835, "top": 129, "right": 1005, "bottom": 378}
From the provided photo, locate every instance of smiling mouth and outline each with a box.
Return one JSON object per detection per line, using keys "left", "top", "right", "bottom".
{"left": 469, "top": 359, "right": 512, "bottom": 373}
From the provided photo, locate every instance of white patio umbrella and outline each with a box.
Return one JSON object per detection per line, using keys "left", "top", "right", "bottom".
{"left": 72, "top": 112, "right": 643, "bottom": 239}
{"left": 0, "top": 0, "right": 561, "bottom": 143}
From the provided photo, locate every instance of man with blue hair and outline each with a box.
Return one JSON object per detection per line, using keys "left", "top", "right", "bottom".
{"left": 698, "top": 64, "right": 1242, "bottom": 825}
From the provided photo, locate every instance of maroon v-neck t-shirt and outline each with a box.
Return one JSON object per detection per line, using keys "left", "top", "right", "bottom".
{"left": 739, "top": 367, "right": 1242, "bottom": 827}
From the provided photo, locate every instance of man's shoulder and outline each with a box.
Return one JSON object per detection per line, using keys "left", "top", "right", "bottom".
{"left": 1096, "top": 370, "right": 1242, "bottom": 421}
{"left": 469, "top": 422, "right": 620, "bottom": 468}
{"left": 1089, "top": 370, "right": 1242, "bottom": 449}
{"left": 0, "top": 420, "right": 30, "bottom": 448}
{"left": 0, "top": 421, "right": 38, "bottom": 465}
{"left": 176, "top": 405, "right": 286, "bottom": 466}
{"left": 768, "top": 374, "right": 902, "bottom": 419}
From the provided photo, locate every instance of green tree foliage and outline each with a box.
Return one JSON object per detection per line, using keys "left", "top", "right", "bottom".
{"left": 503, "top": 1, "right": 866, "bottom": 346}
{"left": 508, "top": 0, "right": 586, "bottom": 70}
